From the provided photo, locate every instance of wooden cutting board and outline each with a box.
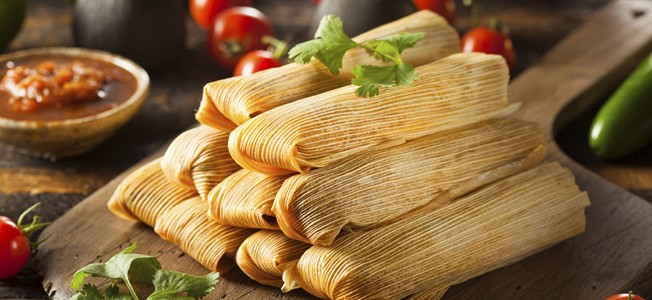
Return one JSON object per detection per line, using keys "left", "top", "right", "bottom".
{"left": 35, "top": 0, "right": 652, "bottom": 299}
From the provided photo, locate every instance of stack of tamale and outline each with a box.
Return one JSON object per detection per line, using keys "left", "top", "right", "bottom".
{"left": 107, "top": 10, "right": 590, "bottom": 300}
{"left": 196, "top": 10, "right": 460, "bottom": 131}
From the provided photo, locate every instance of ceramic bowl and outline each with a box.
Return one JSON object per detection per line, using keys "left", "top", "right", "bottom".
{"left": 0, "top": 47, "right": 149, "bottom": 159}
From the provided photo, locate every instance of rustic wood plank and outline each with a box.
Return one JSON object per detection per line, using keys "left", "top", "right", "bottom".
{"left": 0, "top": 0, "right": 313, "bottom": 222}
{"left": 1, "top": 1, "right": 314, "bottom": 298}
{"left": 444, "top": 1, "right": 652, "bottom": 298}
{"left": 2, "top": 0, "right": 648, "bottom": 223}
{"left": 557, "top": 109, "right": 652, "bottom": 191}
{"left": 32, "top": 0, "right": 652, "bottom": 299}
{"left": 454, "top": 0, "right": 613, "bottom": 74}
{"left": 0, "top": 168, "right": 108, "bottom": 195}
{"left": 34, "top": 150, "right": 314, "bottom": 300}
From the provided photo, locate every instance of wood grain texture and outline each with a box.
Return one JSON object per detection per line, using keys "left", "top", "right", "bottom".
{"left": 32, "top": 0, "right": 652, "bottom": 299}
{"left": 557, "top": 110, "right": 652, "bottom": 190}
{"left": 0, "top": 168, "right": 107, "bottom": 195}
{"left": 34, "top": 149, "right": 313, "bottom": 300}
{"left": 446, "top": 2, "right": 652, "bottom": 298}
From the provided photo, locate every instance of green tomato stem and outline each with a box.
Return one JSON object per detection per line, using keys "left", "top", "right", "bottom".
{"left": 262, "top": 35, "right": 289, "bottom": 61}
{"left": 17, "top": 202, "right": 41, "bottom": 227}
{"left": 15, "top": 202, "right": 51, "bottom": 247}
{"left": 464, "top": 0, "right": 503, "bottom": 32}
{"left": 488, "top": 15, "right": 499, "bottom": 31}
{"left": 21, "top": 221, "right": 51, "bottom": 238}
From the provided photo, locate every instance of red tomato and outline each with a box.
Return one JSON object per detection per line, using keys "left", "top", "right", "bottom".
{"left": 413, "top": 0, "right": 455, "bottom": 25}
{"left": 234, "top": 50, "right": 282, "bottom": 76}
{"left": 606, "top": 293, "right": 646, "bottom": 300}
{"left": 208, "top": 7, "right": 273, "bottom": 70}
{"left": 0, "top": 216, "right": 30, "bottom": 279}
{"left": 461, "top": 27, "right": 516, "bottom": 72}
{"left": 189, "top": 0, "right": 252, "bottom": 30}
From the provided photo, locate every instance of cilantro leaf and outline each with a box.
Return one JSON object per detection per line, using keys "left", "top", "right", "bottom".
{"left": 364, "top": 40, "right": 400, "bottom": 63}
{"left": 376, "top": 32, "right": 424, "bottom": 54}
{"left": 352, "top": 65, "right": 396, "bottom": 97}
{"left": 288, "top": 39, "right": 324, "bottom": 64}
{"left": 104, "top": 285, "right": 133, "bottom": 300}
{"left": 70, "top": 284, "right": 103, "bottom": 300}
{"left": 352, "top": 63, "right": 416, "bottom": 97}
{"left": 288, "top": 14, "right": 424, "bottom": 97}
{"left": 70, "top": 284, "right": 131, "bottom": 300}
{"left": 147, "top": 270, "right": 219, "bottom": 300}
{"left": 288, "top": 15, "right": 357, "bottom": 74}
{"left": 364, "top": 33, "right": 424, "bottom": 63}
{"left": 394, "top": 63, "right": 417, "bottom": 85}
{"left": 71, "top": 244, "right": 161, "bottom": 300}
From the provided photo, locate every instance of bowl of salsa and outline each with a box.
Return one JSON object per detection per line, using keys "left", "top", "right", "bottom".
{"left": 0, "top": 47, "right": 149, "bottom": 159}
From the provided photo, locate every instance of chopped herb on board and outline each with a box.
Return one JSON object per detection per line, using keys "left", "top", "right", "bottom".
{"left": 70, "top": 244, "right": 219, "bottom": 300}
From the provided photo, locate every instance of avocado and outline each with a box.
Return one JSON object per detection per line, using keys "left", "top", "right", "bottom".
{"left": 73, "top": 0, "right": 186, "bottom": 71}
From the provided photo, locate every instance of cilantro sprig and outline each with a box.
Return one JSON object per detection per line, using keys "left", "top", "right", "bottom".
{"left": 289, "top": 15, "right": 424, "bottom": 97}
{"left": 71, "top": 284, "right": 131, "bottom": 300}
{"left": 70, "top": 244, "right": 219, "bottom": 300}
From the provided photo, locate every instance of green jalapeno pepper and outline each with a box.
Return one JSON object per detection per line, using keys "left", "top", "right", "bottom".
{"left": 589, "top": 52, "right": 652, "bottom": 159}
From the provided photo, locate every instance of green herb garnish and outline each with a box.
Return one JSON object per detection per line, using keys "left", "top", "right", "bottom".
{"left": 147, "top": 270, "right": 219, "bottom": 300}
{"left": 289, "top": 15, "right": 424, "bottom": 97}
{"left": 70, "top": 244, "right": 219, "bottom": 300}
{"left": 70, "top": 284, "right": 131, "bottom": 300}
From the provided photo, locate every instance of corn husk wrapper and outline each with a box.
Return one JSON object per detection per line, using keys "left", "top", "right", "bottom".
{"left": 196, "top": 10, "right": 460, "bottom": 131}
{"left": 108, "top": 158, "right": 197, "bottom": 227}
{"left": 236, "top": 230, "right": 452, "bottom": 297}
{"left": 154, "top": 197, "right": 256, "bottom": 273}
{"left": 274, "top": 118, "right": 545, "bottom": 246}
{"left": 207, "top": 169, "right": 291, "bottom": 230}
{"left": 405, "top": 287, "right": 449, "bottom": 300}
{"left": 229, "top": 53, "right": 515, "bottom": 175}
{"left": 282, "top": 163, "right": 590, "bottom": 299}
{"left": 160, "top": 125, "right": 241, "bottom": 201}
{"left": 236, "top": 230, "right": 311, "bottom": 287}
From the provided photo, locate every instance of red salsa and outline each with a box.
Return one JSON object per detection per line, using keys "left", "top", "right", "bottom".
{"left": 0, "top": 55, "right": 137, "bottom": 121}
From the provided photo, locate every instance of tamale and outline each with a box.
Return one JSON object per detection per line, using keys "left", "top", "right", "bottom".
{"left": 236, "top": 230, "right": 311, "bottom": 287}
{"left": 229, "top": 53, "right": 515, "bottom": 175}
{"left": 405, "top": 287, "right": 449, "bottom": 300}
{"left": 160, "top": 125, "right": 241, "bottom": 201}
{"left": 282, "top": 163, "right": 590, "bottom": 299}
{"left": 207, "top": 169, "right": 290, "bottom": 230}
{"left": 236, "top": 230, "right": 453, "bottom": 297}
{"left": 196, "top": 10, "right": 460, "bottom": 131}
{"left": 274, "top": 118, "right": 545, "bottom": 246}
{"left": 154, "top": 197, "right": 256, "bottom": 273}
{"left": 108, "top": 158, "right": 197, "bottom": 227}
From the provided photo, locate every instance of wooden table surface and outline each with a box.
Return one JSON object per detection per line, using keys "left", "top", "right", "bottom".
{"left": 1, "top": 0, "right": 650, "bottom": 299}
